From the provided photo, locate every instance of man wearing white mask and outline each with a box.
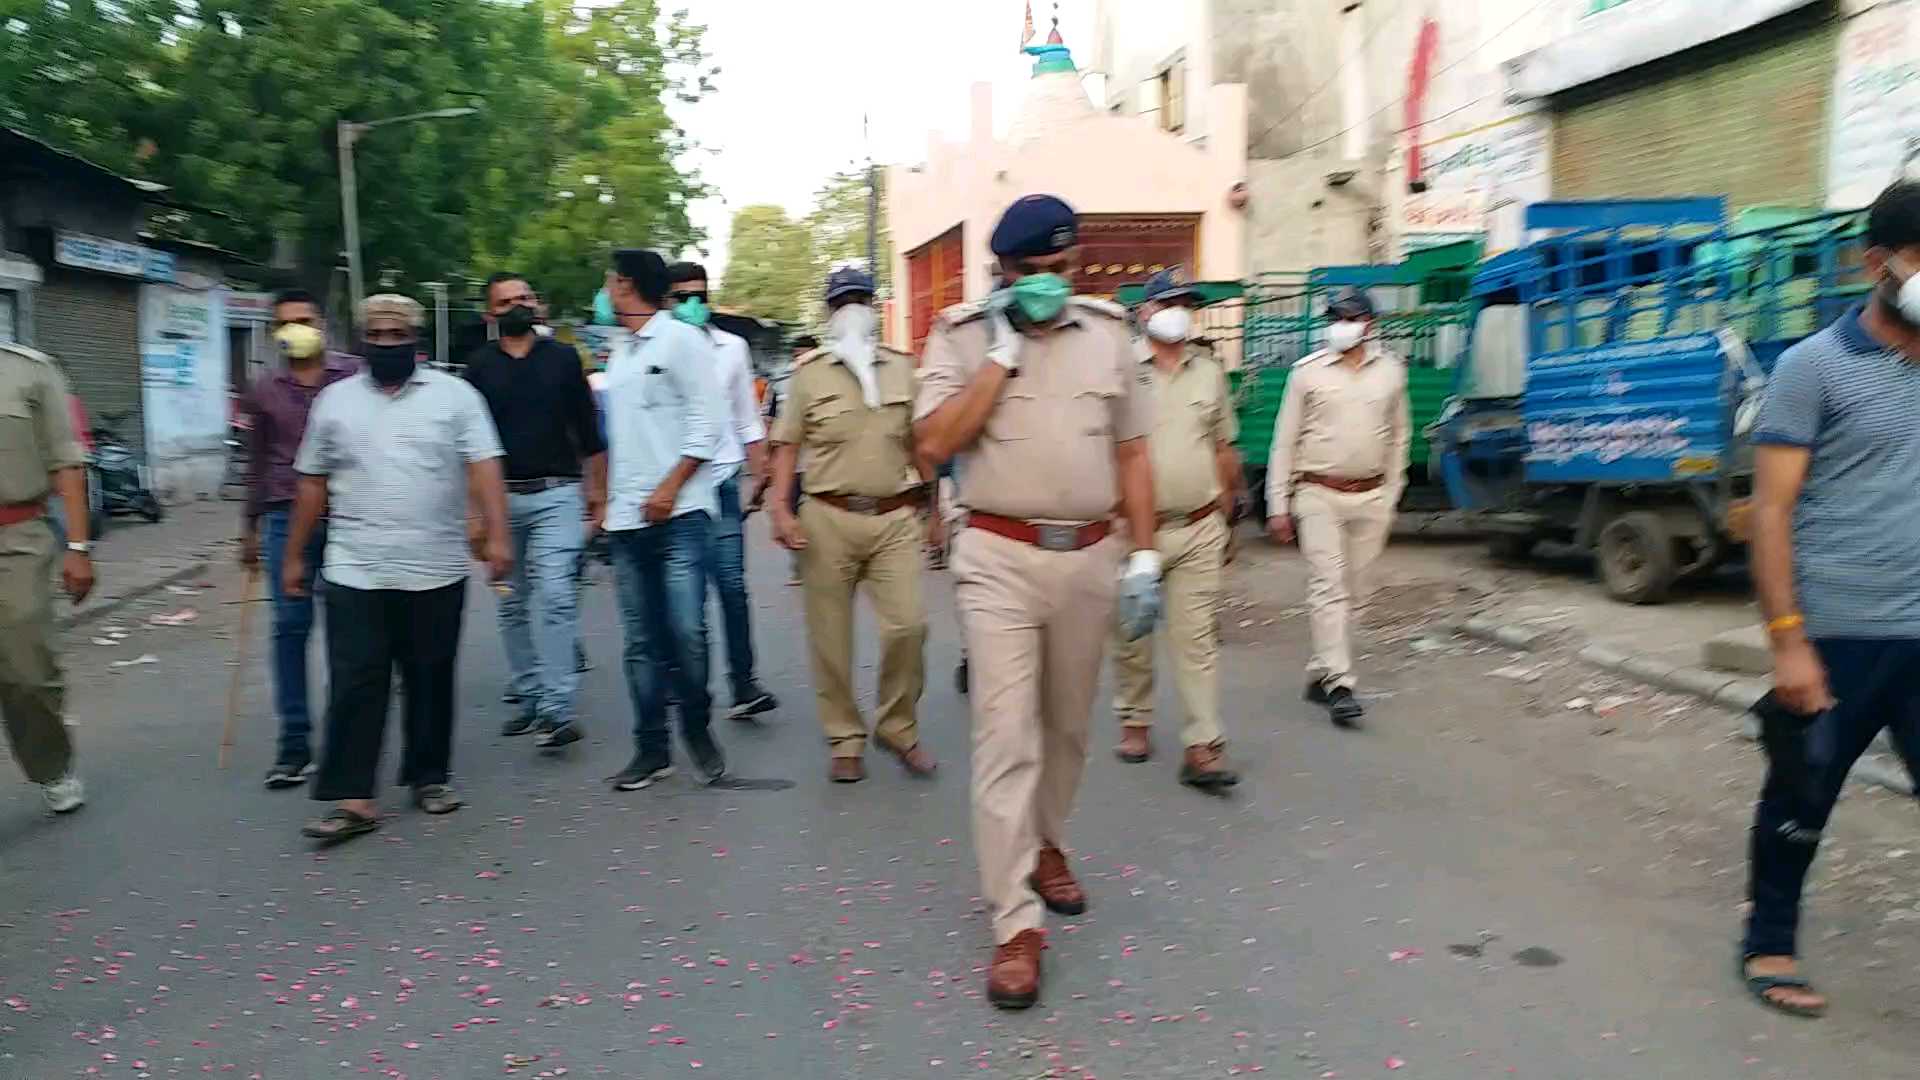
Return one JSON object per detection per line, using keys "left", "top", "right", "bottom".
{"left": 770, "top": 268, "right": 938, "bottom": 783}
{"left": 1266, "top": 289, "right": 1409, "bottom": 729}
{"left": 1110, "top": 269, "right": 1241, "bottom": 787}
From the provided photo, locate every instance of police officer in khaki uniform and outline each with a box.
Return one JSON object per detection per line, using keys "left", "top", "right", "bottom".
{"left": 0, "top": 343, "right": 96, "bottom": 814}
{"left": 1266, "top": 290, "right": 1410, "bottom": 729}
{"left": 916, "top": 195, "right": 1162, "bottom": 1010}
{"left": 771, "top": 268, "right": 938, "bottom": 783}
{"left": 1111, "top": 270, "right": 1242, "bottom": 788}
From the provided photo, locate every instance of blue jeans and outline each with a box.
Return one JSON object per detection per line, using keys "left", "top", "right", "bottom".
{"left": 709, "top": 471, "right": 759, "bottom": 700}
{"left": 1745, "top": 637, "right": 1920, "bottom": 958}
{"left": 610, "top": 514, "right": 714, "bottom": 760}
{"left": 263, "top": 508, "right": 325, "bottom": 762}
{"left": 497, "top": 483, "right": 586, "bottom": 722}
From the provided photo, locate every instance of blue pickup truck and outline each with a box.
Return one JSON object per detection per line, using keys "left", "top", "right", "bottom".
{"left": 1429, "top": 199, "right": 1868, "bottom": 603}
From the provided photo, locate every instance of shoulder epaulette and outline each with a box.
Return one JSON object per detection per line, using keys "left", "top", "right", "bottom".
{"left": 938, "top": 300, "right": 993, "bottom": 328}
{"left": 1068, "top": 296, "right": 1127, "bottom": 320}
{"left": 0, "top": 342, "right": 56, "bottom": 366}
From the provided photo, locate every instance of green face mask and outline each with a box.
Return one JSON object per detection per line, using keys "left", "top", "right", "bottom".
{"left": 592, "top": 288, "right": 617, "bottom": 326}
{"left": 1009, "top": 273, "right": 1071, "bottom": 324}
{"left": 673, "top": 295, "right": 712, "bottom": 328}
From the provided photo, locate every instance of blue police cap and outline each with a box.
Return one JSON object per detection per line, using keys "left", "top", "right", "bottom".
{"left": 1141, "top": 267, "right": 1198, "bottom": 305}
{"left": 1326, "top": 288, "right": 1376, "bottom": 320}
{"left": 825, "top": 266, "right": 876, "bottom": 302}
{"left": 990, "top": 194, "right": 1078, "bottom": 259}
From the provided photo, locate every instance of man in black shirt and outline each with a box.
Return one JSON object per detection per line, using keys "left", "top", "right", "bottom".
{"left": 465, "top": 272, "right": 608, "bottom": 749}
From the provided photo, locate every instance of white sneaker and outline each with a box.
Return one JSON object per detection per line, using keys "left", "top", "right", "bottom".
{"left": 42, "top": 775, "right": 86, "bottom": 814}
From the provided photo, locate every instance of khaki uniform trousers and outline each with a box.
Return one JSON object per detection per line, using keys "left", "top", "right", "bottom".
{"left": 1111, "top": 513, "right": 1226, "bottom": 748}
{"left": 0, "top": 519, "right": 73, "bottom": 783}
{"left": 798, "top": 500, "right": 927, "bottom": 757}
{"left": 952, "top": 526, "right": 1121, "bottom": 943}
{"left": 1292, "top": 484, "right": 1394, "bottom": 691}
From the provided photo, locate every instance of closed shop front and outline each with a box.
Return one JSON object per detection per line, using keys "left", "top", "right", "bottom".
{"left": 1549, "top": 5, "right": 1840, "bottom": 210}
{"left": 37, "top": 268, "right": 142, "bottom": 447}
{"left": 905, "top": 225, "right": 965, "bottom": 356}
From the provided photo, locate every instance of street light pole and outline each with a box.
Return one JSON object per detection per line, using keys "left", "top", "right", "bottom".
{"left": 336, "top": 120, "right": 366, "bottom": 317}
{"left": 335, "top": 107, "right": 479, "bottom": 323}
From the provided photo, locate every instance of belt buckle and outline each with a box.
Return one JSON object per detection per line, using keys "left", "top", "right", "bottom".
{"left": 1034, "top": 524, "right": 1080, "bottom": 552}
{"left": 844, "top": 495, "right": 879, "bottom": 514}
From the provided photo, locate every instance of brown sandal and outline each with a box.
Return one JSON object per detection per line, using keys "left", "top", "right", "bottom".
{"left": 301, "top": 808, "right": 379, "bottom": 841}
{"left": 413, "top": 785, "right": 464, "bottom": 815}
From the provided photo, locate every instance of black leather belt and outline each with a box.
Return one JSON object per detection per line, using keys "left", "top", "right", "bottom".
{"left": 506, "top": 477, "right": 579, "bottom": 495}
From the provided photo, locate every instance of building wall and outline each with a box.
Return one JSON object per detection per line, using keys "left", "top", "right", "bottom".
{"left": 886, "top": 77, "right": 1247, "bottom": 348}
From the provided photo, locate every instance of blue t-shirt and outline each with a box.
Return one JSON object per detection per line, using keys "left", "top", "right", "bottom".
{"left": 1752, "top": 307, "right": 1920, "bottom": 638}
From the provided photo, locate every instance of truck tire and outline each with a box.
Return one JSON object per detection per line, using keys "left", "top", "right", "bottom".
{"left": 1597, "top": 511, "right": 1679, "bottom": 605}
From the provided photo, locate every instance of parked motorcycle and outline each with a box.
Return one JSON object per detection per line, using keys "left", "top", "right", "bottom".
{"left": 90, "top": 411, "right": 163, "bottom": 524}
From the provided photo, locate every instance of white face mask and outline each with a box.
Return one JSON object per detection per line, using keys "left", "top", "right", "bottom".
{"left": 1144, "top": 306, "right": 1192, "bottom": 343}
{"left": 1326, "top": 320, "right": 1368, "bottom": 354}
{"left": 1889, "top": 259, "right": 1920, "bottom": 324}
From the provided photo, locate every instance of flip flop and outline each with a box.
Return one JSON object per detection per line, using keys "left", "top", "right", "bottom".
{"left": 301, "top": 808, "right": 379, "bottom": 841}
{"left": 413, "top": 785, "right": 464, "bottom": 815}
{"left": 1740, "top": 956, "right": 1827, "bottom": 1018}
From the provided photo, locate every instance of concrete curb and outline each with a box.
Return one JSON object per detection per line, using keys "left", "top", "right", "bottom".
{"left": 1455, "top": 615, "right": 1915, "bottom": 797}
{"left": 57, "top": 559, "right": 211, "bottom": 631}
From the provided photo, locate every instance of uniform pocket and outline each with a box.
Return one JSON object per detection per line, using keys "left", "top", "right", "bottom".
{"left": 0, "top": 401, "right": 42, "bottom": 476}
{"left": 1070, "top": 387, "right": 1118, "bottom": 439}
{"left": 986, "top": 391, "right": 1041, "bottom": 442}
{"left": 807, "top": 395, "right": 857, "bottom": 443}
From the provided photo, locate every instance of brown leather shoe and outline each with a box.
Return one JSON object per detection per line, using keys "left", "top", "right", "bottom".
{"left": 1029, "top": 845, "right": 1087, "bottom": 915}
{"left": 1179, "top": 741, "right": 1241, "bottom": 789}
{"left": 1115, "top": 726, "right": 1152, "bottom": 763}
{"left": 829, "top": 756, "right": 866, "bottom": 783}
{"left": 987, "top": 929, "right": 1044, "bottom": 1010}
{"left": 878, "top": 738, "right": 938, "bottom": 777}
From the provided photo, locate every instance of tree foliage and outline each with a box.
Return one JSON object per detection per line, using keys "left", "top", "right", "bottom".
{"left": 0, "top": 0, "right": 712, "bottom": 316}
{"left": 805, "top": 167, "right": 890, "bottom": 297}
{"left": 715, "top": 204, "right": 815, "bottom": 328}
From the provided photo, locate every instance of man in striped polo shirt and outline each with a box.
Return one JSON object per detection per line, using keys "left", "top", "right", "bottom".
{"left": 1743, "top": 181, "right": 1920, "bottom": 1018}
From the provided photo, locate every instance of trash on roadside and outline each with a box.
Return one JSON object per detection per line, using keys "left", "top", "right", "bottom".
{"left": 1488, "top": 664, "right": 1541, "bottom": 683}
{"left": 89, "top": 637, "right": 118, "bottom": 647}
{"left": 164, "top": 584, "right": 205, "bottom": 596}
{"left": 149, "top": 608, "right": 199, "bottom": 627}
{"left": 1564, "top": 697, "right": 1593, "bottom": 710}
{"left": 110, "top": 654, "right": 158, "bottom": 668}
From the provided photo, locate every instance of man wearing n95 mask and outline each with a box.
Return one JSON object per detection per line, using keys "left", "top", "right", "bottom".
{"left": 1110, "top": 268, "right": 1242, "bottom": 788}
{"left": 1265, "top": 289, "right": 1409, "bottom": 730}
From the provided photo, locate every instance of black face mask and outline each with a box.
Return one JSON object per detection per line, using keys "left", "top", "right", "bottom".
{"left": 497, "top": 304, "right": 538, "bottom": 338}
{"left": 362, "top": 342, "right": 417, "bottom": 386}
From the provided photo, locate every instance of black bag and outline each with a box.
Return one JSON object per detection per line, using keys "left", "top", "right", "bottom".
{"left": 1752, "top": 690, "right": 1825, "bottom": 844}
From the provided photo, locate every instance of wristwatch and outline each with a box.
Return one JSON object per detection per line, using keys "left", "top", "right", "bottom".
{"left": 66, "top": 541, "right": 90, "bottom": 555}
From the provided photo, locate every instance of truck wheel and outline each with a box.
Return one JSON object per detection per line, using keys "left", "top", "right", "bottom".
{"left": 1597, "top": 511, "right": 1678, "bottom": 605}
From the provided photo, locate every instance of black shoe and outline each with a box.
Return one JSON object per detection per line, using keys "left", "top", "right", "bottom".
{"left": 534, "top": 719, "right": 582, "bottom": 749}
{"left": 686, "top": 733, "right": 727, "bottom": 785}
{"left": 502, "top": 689, "right": 524, "bottom": 706}
{"left": 263, "top": 758, "right": 314, "bottom": 789}
{"left": 1327, "top": 687, "right": 1364, "bottom": 729}
{"left": 728, "top": 687, "right": 778, "bottom": 721}
{"left": 956, "top": 658, "right": 970, "bottom": 697}
{"left": 501, "top": 709, "right": 538, "bottom": 737}
{"left": 610, "top": 755, "right": 674, "bottom": 791}
{"left": 574, "top": 644, "right": 592, "bottom": 674}
{"left": 1303, "top": 679, "right": 1330, "bottom": 705}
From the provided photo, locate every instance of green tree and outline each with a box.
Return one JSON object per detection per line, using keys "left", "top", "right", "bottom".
{"left": 0, "top": 0, "right": 712, "bottom": 316}
{"left": 805, "top": 167, "right": 891, "bottom": 299}
{"left": 716, "top": 204, "right": 817, "bottom": 327}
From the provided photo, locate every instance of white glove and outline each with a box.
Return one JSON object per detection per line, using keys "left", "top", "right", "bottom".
{"left": 987, "top": 310, "right": 1021, "bottom": 372}
{"left": 1115, "top": 549, "right": 1164, "bottom": 642}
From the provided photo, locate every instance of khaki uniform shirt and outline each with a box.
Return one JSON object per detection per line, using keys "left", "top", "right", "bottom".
{"left": 0, "top": 344, "right": 85, "bottom": 506}
{"left": 1141, "top": 342, "right": 1236, "bottom": 517}
{"left": 915, "top": 298, "right": 1151, "bottom": 522}
{"left": 772, "top": 345, "right": 919, "bottom": 498}
{"left": 1265, "top": 346, "right": 1411, "bottom": 517}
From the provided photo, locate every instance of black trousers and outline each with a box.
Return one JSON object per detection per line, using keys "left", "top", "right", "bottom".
{"left": 312, "top": 580, "right": 467, "bottom": 801}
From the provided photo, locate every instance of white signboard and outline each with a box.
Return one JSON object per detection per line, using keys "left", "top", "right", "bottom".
{"left": 1506, "top": 0, "right": 1819, "bottom": 100}
{"left": 1828, "top": 0, "right": 1920, "bottom": 210}
{"left": 1400, "top": 107, "right": 1553, "bottom": 251}
{"left": 54, "top": 231, "right": 175, "bottom": 282}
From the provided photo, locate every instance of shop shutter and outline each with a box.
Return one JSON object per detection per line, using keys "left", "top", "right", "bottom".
{"left": 1551, "top": 6, "right": 1841, "bottom": 212}
{"left": 36, "top": 269, "right": 144, "bottom": 448}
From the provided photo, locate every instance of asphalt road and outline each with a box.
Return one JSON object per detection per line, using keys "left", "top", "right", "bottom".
{"left": 0, "top": 528, "right": 1912, "bottom": 1079}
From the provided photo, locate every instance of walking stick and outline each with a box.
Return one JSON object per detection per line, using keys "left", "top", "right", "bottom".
{"left": 220, "top": 566, "right": 261, "bottom": 769}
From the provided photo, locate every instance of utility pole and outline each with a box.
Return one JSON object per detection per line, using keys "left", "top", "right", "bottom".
{"left": 335, "top": 106, "right": 480, "bottom": 323}
{"left": 864, "top": 114, "right": 878, "bottom": 279}
{"left": 423, "top": 281, "right": 449, "bottom": 369}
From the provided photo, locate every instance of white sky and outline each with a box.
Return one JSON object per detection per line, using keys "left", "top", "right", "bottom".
{"left": 673, "top": 0, "right": 1096, "bottom": 284}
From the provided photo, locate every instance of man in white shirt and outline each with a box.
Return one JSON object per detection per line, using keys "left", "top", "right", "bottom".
{"left": 666, "top": 262, "right": 780, "bottom": 719}
{"left": 599, "top": 249, "right": 730, "bottom": 791}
